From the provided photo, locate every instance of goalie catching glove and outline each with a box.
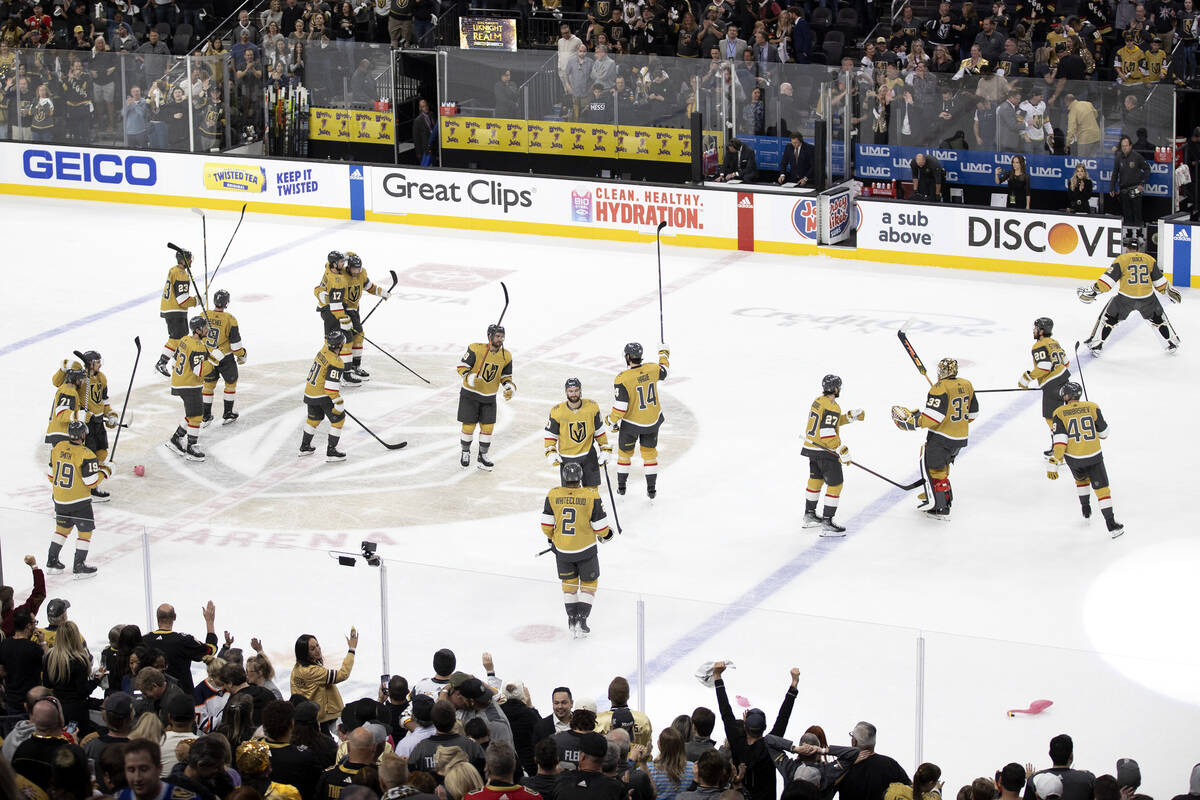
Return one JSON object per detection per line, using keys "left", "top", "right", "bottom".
{"left": 891, "top": 405, "right": 918, "bottom": 431}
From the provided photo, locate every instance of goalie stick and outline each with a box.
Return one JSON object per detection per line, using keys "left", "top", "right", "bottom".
{"left": 897, "top": 320, "right": 934, "bottom": 387}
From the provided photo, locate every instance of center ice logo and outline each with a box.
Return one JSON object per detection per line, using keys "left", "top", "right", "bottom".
{"left": 572, "top": 190, "right": 593, "bottom": 223}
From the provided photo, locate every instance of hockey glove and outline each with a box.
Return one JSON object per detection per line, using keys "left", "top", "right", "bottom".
{"left": 1018, "top": 370, "right": 1033, "bottom": 389}
{"left": 97, "top": 462, "right": 112, "bottom": 478}
{"left": 891, "top": 405, "right": 918, "bottom": 431}
{"left": 502, "top": 380, "right": 514, "bottom": 401}
{"left": 382, "top": 290, "right": 392, "bottom": 300}
{"left": 339, "top": 316, "right": 353, "bottom": 332}
{"left": 836, "top": 445, "right": 851, "bottom": 465}
{"left": 546, "top": 450, "right": 561, "bottom": 468}
{"left": 1046, "top": 455, "right": 1061, "bottom": 480}
{"left": 1077, "top": 286, "right": 1098, "bottom": 304}
{"left": 657, "top": 342, "right": 670, "bottom": 358}
{"left": 104, "top": 412, "right": 119, "bottom": 429}
{"left": 466, "top": 373, "right": 477, "bottom": 388}
{"left": 845, "top": 408, "right": 865, "bottom": 422}
{"left": 333, "top": 396, "right": 344, "bottom": 411}
{"left": 598, "top": 530, "right": 615, "bottom": 542}
{"left": 597, "top": 445, "right": 611, "bottom": 465}
{"left": 1166, "top": 285, "right": 1182, "bottom": 304}
{"left": 236, "top": 350, "right": 247, "bottom": 365}
{"left": 606, "top": 415, "right": 621, "bottom": 435}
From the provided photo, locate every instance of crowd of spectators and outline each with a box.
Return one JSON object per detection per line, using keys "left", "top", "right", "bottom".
{"left": 2, "top": 560, "right": 1200, "bottom": 800}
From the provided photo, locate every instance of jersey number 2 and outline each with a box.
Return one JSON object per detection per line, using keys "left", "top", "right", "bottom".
{"left": 561, "top": 506, "right": 577, "bottom": 536}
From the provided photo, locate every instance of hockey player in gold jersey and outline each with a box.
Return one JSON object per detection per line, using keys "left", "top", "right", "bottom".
{"left": 167, "top": 316, "right": 223, "bottom": 462}
{"left": 315, "top": 250, "right": 361, "bottom": 386}
{"left": 1019, "top": 317, "right": 1072, "bottom": 456}
{"left": 343, "top": 252, "right": 391, "bottom": 381}
{"left": 156, "top": 248, "right": 198, "bottom": 377}
{"left": 1047, "top": 381, "right": 1124, "bottom": 538}
{"left": 457, "top": 324, "right": 514, "bottom": 471}
{"left": 1080, "top": 236, "right": 1181, "bottom": 353}
{"left": 201, "top": 289, "right": 247, "bottom": 427}
{"left": 53, "top": 352, "right": 119, "bottom": 501}
{"left": 609, "top": 342, "right": 669, "bottom": 498}
{"left": 541, "top": 461, "right": 612, "bottom": 638}
{"left": 545, "top": 378, "right": 612, "bottom": 488}
{"left": 892, "top": 358, "right": 978, "bottom": 520}
{"left": 800, "top": 374, "right": 865, "bottom": 536}
{"left": 301, "top": 330, "right": 349, "bottom": 462}
{"left": 46, "top": 364, "right": 89, "bottom": 447}
{"left": 46, "top": 421, "right": 109, "bottom": 577}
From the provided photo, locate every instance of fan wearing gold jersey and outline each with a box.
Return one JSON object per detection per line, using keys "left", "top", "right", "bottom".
{"left": 301, "top": 330, "right": 349, "bottom": 462}
{"left": 541, "top": 461, "right": 612, "bottom": 638}
{"left": 800, "top": 374, "right": 864, "bottom": 537}
{"left": 1018, "top": 317, "right": 1072, "bottom": 456}
{"left": 545, "top": 378, "right": 612, "bottom": 488}
{"left": 315, "top": 251, "right": 361, "bottom": 387}
{"left": 892, "top": 358, "right": 978, "bottom": 520}
{"left": 167, "top": 316, "right": 223, "bottom": 463}
{"left": 1144, "top": 37, "right": 1169, "bottom": 81}
{"left": 608, "top": 342, "right": 669, "bottom": 498}
{"left": 1047, "top": 381, "right": 1124, "bottom": 538}
{"left": 46, "top": 421, "right": 109, "bottom": 577}
{"left": 156, "top": 248, "right": 198, "bottom": 378}
{"left": 457, "top": 324, "right": 514, "bottom": 471}
{"left": 343, "top": 252, "right": 391, "bottom": 381}
{"left": 1079, "top": 236, "right": 1181, "bottom": 354}
{"left": 201, "top": 289, "right": 248, "bottom": 427}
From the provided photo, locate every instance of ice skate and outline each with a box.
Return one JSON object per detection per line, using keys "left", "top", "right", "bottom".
{"left": 1107, "top": 520, "right": 1125, "bottom": 539}
{"left": 90, "top": 488, "right": 110, "bottom": 503}
{"left": 353, "top": 366, "right": 371, "bottom": 381}
{"left": 819, "top": 518, "right": 846, "bottom": 537}
{"left": 73, "top": 551, "right": 98, "bottom": 580}
{"left": 459, "top": 450, "right": 471, "bottom": 468}
{"left": 326, "top": 446, "right": 347, "bottom": 462}
{"left": 802, "top": 510, "right": 821, "bottom": 528}
{"left": 201, "top": 413, "right": 214, "bottom": 428}
{"left": 185, "top": 444, "right": 206, "bottom": 462}
{"left": 477, "top": 452, "right": 494, "bottom": 471}
{"left": 222, "top": 411, "right": 240, "bottom": 425}
{"left": 166, "top": 434, "right": 188, "bottom": 457}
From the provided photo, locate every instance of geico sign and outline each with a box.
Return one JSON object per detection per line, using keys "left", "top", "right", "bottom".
{"left": 967, "top": 216, "right": 1120, "bottom": 257}
{"left": 381, "top": 172, "right": 532, "bottom": 213}
{"left": 23, "top": 149, "right": 156, "bottom": 185}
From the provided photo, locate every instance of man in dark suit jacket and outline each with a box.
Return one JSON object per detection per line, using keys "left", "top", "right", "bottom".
{"left": 752, "top": 31, "right": 780, "bottom": 67}
{"left": 777, "top": 133, "right": 814, "bottom": 187}
{"left": 413, "top": 96, "right": 437, "bottom": 166}
{"left": 716, "top": 139, "right": 758, "bottom": 183}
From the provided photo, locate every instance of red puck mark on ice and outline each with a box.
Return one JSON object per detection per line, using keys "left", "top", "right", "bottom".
{"left": 511, "top": 624, "right": 565, "bottom": 643}
{"left": 1007, "top": 699, "right": 1053, "bottom": 717}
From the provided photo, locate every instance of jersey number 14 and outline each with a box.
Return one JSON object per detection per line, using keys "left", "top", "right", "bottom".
{"left": 634, "top": 383, "right": 658, "bottom": 410}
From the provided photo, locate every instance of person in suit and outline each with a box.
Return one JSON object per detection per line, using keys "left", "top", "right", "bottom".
{"left": 716, "top": 138, "right": 758, "bottom": 183}
{"left": 996, "top": 87, "right": 1023, "bottom": 152}
{"left": 777, "top": 132, "right": 815, "bottom": 187}
{"left": 720, "top": 25, "right": 747, "bottom": 61}
{"left": 413, "top": 96, "right": 437, "bottom": 166}
{"left": 752, "top": 30, "right": 780, "bottom": 67}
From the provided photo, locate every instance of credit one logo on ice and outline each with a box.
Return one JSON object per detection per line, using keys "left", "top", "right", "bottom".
{"left": 967, "top": 216, "right": 1121, "bottom": 257}
{"left": 381, "top": 173, "right": 532, "bottom": 213}
{"left": 23, "top": 149, "right": 156, "bottom": 185}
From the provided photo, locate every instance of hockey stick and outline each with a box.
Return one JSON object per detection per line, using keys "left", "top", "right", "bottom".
{"left": 897, "top": 320, "right": 934, "bottom": 387}
{"left": 975, "top": 387, "right": 1037, "bottom": 393}
{"left": 108, "top": 335, "right": 141, "bottom": 462}
{"left": 72, "top": 349, "right": 92, "bottom": 425}
{"left": 814, "top": 442, "right": 923, "bottom": 491}
{"left": 359, "top": 270, "right": 398, "bottom": 327}
{"left": 190, "top": 208, "right": 209, "bottom": 305}
{"left": 656, "top": 219, "right": 667, "bottom": 342}
{"left": 496, "top": 281, "right": 510, "bottom": 327}
{"left": 341, "top": 409, "right": 407, "bottom": 450}
{"left": 207, "top": 203, "right": 247, "bottom": 288}
{"left": 602, "top": 462, "right": 623, "bottom": 535}
{"left": 1072, "top": 342, "right": 1089, "bottom": 401}
{"left": 361, "top": 334, "right": 431, "bottom": 384}
{"left": 536, "top": 544, "right": 554, "bottom": 557}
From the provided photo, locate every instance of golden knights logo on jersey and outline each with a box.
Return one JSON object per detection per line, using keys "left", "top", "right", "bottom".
{"left": 567, "top": 421, "right": 588, "bottom": 446}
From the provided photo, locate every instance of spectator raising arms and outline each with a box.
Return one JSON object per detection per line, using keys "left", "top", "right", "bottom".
{"left": 290, "top": 628, "right": 358, "bottom": 731}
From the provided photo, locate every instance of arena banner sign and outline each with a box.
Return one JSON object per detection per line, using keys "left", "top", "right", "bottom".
{"left": 855, "top": 144, "right": 1172, "bottom": 196}
{"left": 1157, "top": 215, "right": 1199, "bottom": 287}
{"left": 0, "top": 142, "right": 352, "bottom": 216}
{"left": 459, "top": 16, "right": 517, "bottom": 50}
{"left": 308, "top": 107, "right": 395, "bottom": 145}
{"left": 439, "top": 116, "right": 723, "bottom": 164}
{"left": 367, "top": 166, "right": 739, "bottom": 244}
{"left": 856, "top": 196, "right": 1123, "bottom": 270}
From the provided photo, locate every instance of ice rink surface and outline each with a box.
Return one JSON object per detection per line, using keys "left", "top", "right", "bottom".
{"left": 2, "top": 196, "right": 1197, "bottom": 797}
